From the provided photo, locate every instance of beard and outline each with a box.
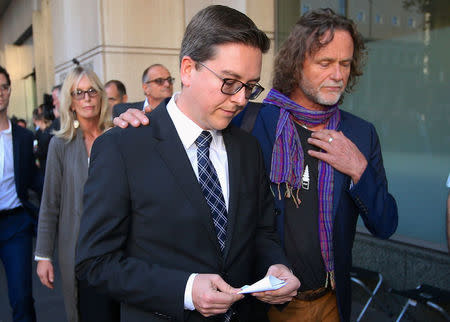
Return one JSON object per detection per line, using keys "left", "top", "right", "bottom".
{"left": 299, "top": 77, "right": 345, "bottom": 107}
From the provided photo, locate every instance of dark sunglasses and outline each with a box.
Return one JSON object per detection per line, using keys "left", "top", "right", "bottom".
{"left": 145, "top": 77, "right": 175, "bottom": 86}
{"left": 71, "top": 88, "right": 99, "bottom": 100}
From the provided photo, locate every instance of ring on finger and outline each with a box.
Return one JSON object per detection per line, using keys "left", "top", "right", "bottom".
{"left": 328, "top": 137, "right": 334, "bottom": 143}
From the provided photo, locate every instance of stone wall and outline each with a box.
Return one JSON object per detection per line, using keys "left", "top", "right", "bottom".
{"left": 353, "top": 232, "right": 449, "bottom": 290}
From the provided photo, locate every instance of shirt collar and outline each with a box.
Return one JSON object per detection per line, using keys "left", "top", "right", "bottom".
{"left": 1, "top": 120, "right": 12, "bottom": 135}
{"left": 143, "top": 97, "right": 149, "bottom": 110}
{"left": 166, "top": 93, "right": 223, "bottom": 150}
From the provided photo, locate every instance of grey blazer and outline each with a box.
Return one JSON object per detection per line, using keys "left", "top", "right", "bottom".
{"left": 35, "top": 131, "right": 88, "bottom": 322}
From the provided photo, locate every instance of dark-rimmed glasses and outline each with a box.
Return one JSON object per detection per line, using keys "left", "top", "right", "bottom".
{"left": 197, "top": 62, "right": 264, "bottom": 100}
{"left": 145, "top": 77, "right": 175, "bottom": 86}
{"left": 71, "top": 88, "right": 98, "bottom": 101}
{"left": 0, "top": 84, "right": 11, "bottom": 94}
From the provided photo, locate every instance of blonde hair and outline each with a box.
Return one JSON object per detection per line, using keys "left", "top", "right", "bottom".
{"left": 54, "top": 66, "right": 112, "bottom": 140}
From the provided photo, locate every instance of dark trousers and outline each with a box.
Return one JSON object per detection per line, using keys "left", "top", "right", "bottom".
{"left": 0, "top": 209, "right": 36, "bottom": 322}
{"left": 78, "top": 278, "right": 120, "bottom": 322}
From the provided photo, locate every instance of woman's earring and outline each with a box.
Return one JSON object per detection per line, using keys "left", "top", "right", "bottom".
{"left": 73, "top": 110, "right": 79, "bottom": 129}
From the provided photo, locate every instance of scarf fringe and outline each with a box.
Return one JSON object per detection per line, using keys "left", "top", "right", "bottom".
{"left": 325, "top": 271, "right": 336, "bottom": 290}
{"left": 269, "top": 185, "right": 276, "bottom": 198}
{"left": 279, "top": 182, "right": 301, "bottom": 207}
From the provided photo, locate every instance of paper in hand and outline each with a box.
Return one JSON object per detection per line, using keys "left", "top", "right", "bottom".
{"left": 238, "top": 275, "right": 287, "bottom": 294}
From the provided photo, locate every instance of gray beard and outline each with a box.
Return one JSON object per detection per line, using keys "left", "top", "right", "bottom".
{"left": 299, "top": 78, "right": 343, "bottom": 107}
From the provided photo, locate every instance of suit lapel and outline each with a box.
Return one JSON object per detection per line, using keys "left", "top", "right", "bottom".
{"left": 332, "top": 116, "right": 348, "bottom": 221}
{"left": 151, "top": 103, "right": 223, "bottom": 255}
{"left": 222, "top": 127, "right": 240, "bottom": 259}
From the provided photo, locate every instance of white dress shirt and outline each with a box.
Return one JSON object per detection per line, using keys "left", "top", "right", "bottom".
{"left": 0, "top": 120, "right": 22, "bottom": 211}
{"left": 166, "top": 93, "right": 230, "bottom": 311}
{"left": 143, "top": 98, "right": 148, "bottom": 111}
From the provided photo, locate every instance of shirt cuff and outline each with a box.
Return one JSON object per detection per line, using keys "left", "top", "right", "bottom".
{"left": 34, "top": 255, "right": 51, "bottom": 261}
{"left": 184, "top": 273, "right": 198, "bottom": 310}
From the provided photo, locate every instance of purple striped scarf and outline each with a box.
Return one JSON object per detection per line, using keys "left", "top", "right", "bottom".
{"left": 263, "top": 88, "right": 340, "bottom": 288}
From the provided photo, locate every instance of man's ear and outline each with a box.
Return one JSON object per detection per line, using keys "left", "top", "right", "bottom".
{"left": 122, "top": 94, "right": 128, "bottom": 103}
{"left": 180, "top": 56, "right": 196, "bottom": 88}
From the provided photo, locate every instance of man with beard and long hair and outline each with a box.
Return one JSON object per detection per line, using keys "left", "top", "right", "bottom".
{"left": 233, "top": 9, "right": 398, "bottom": 321}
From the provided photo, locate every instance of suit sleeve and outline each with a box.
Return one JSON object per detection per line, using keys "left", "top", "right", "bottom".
{"left": 253, "top": 139, "right": 290, "bottom": 276}
{"left": 112, "top": 102, "right": 140, "bottom": 118}
{"left": 348, "top": 124, "right": 398, "bottom": 239}
{"left": 36, "top": 130, "right": 52, "bottom": 171}
{"left": 75, "top": 131, "right": 190, "bottom": 320}
{"left": 35, "top": 137, "right": 63, "bottom": 259}
{"left": 112, "top": 103, "right": 126, "bottom": 118}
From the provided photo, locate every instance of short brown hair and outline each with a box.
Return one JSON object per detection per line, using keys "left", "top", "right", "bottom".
{"left": 273, "top": 8, "right": 366, "bottom": 98}
{"left": 180, "top": 5, "right": 270, "bottom": 66}
{"left": 0, "top": 65, "right": 11, "bottom": 85}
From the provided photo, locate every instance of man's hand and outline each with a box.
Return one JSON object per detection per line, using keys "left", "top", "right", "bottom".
{"left": 192, "top": 274, "right": 244, "bottom": 317}
{"left": 37, "top": 260, "right": 54, "bottom": 289}
{"left": 113, "top": 108, "right": 149, "bottom": 128}
{"left": 252, "top": 264, "right": 300, "bottom": 304}
{"left": 308, "top": 129, "right": 368, "bottom": 184}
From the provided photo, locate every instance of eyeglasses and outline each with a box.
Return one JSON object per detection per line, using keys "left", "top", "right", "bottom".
{"left": 145, "top": 77, "right": 175, "bottom": 86}
{"left": 197, "top": 62, "right": 264, "bottom": 100}
{"left": 0, "top": 84, "right": 11, "bottom": 94}
{"left": 71, "top": 88, "right": 99, "bottom": 100}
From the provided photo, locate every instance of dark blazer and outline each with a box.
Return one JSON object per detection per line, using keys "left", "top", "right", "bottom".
{"left": 76, "top": 101, "right": 288, "bottom": 322}
{"left": 11, "top": 122, "right": 42, "bottom": 218}
{"left": 112, "top": 100, "right": 145, "bottom": 118}
{"left": 233, "top": 103, "right": 398, "bottom": 322}
{"left": 47, "top": 117, "right": 60, "bottom": 133}
{"left": 34, "top": 127, "right": 52, "bottom": 174}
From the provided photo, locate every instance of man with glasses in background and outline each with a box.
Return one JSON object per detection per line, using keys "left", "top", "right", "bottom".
{"left": 0, "top": 65, "right": 42, "bottom": 322}
{"left": 113, "top": 64, "right": 174, "bottom": 117}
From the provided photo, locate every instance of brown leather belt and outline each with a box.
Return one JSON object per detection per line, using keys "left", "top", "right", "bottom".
{"left": 295, "top": 286, "right": 330, "bottom": 301}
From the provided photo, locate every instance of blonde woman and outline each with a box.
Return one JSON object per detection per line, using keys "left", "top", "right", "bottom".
{"left": 35, "top": 66, "right": 119, "bottom": 322}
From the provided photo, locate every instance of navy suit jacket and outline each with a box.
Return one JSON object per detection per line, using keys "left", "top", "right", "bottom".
{"left": 233, "top": 103, "right": 398, "bottom": 321}
{"left": 112, "top": 100, "right": 145, "bottom": 118}
{"left": 11, "top": 123, "right": 42, "bottom": 216}
{"left": 0, "top": 123, "right": 42, "bottom": 240}
{"left": 76, "top": 100, "right": 288, "bottom": 321}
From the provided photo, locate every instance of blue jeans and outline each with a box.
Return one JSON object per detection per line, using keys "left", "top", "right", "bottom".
{"left": 0, "top": 209, "right": 36, "bottom": 322}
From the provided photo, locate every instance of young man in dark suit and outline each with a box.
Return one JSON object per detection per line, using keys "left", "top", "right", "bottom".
{"left": 114, "top": 8, "right": 399, "bottom": 322}
{"left": 0, "top": 65, "right": 42, "bottom": 322}
{"left": 76, "top": 5, "right": 299, "bottom": 322}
